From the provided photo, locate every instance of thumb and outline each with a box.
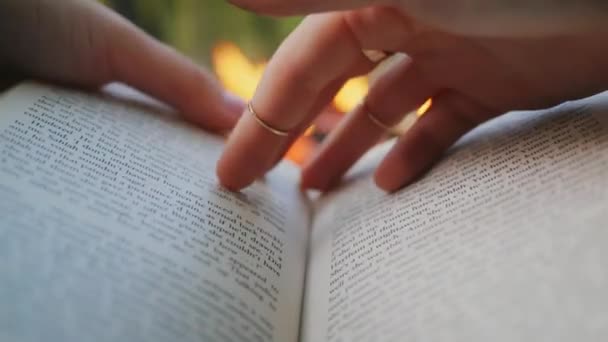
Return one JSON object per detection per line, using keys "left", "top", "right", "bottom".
{"left": 228, "top": 0, "right": 380, "bottom": 16}
{"left": 102, "top": 7, "right": 244, "bottom": 131}
{"left": 1, "top": 0, "right": 244, "bottom": 131}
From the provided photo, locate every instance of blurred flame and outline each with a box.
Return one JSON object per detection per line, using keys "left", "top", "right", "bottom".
{"left": 417, "top": 98, "right": 433, "bottom": 117}
{"left": 303, "top": 125, "right": 315, "bottom": 137}
{"left": 212, "top": 42, "right": 266, "bottom": 100}
{"left": 285, "top": 138, "right": 316, "bottom": 166}
{"left": 212, "top": 42, "right": 371, "bottom": 165}
{"left": 213, "top": 41, "right": 369, "bottom": 113}
{"left": 334, "top": 76, "right": 369, "bottom": 113}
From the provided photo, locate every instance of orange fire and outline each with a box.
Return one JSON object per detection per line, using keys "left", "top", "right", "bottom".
{"left": 213, "top": 43, "right": 431, "bottom": 164}
{"left": 334, "top": 76, "right": 368, "bottom": 113}
{"left": 417, "top": 98, "right": 432, "bottom": 116}
{"left": 212, "top": 42, "right": 266, "bottom": 100}
{"left": 212, "top": 42, "right": 369, "bottom": 165}
{"left": 213, "top": 42, "right": 367, "bottom": 113}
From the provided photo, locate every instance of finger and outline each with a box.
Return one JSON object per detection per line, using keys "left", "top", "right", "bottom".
{"left": 268, "top": 78, "right": 348, "bottom": 170}
{"left": 217, "top": 8, "right": 413, "bottom": 190}
{"left": 0, "top": 1, "right": 243, "bottom": 131}
{"left": 374, "top": 90, "right": 496, "bottom": 192}
{"left": 103, "top": 6, "right": 244, "bottom": 131}
{"left": 229, "top": 0, "right": 383, "bottom": 16}
{"left": 301, "top": 56, "right": 436, "bottom": 191}
{"left": 232, "top": 0, "right": 608, "bottom": 35}
{"left": 219, "top": 76, "right": 352, "bottom": 191}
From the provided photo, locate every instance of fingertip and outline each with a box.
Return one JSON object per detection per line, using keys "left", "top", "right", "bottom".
{"left": 373, "top": 156, "right": 413, "bottom": 193}
{"left": 216, "top": 110, "right": 290, "bottom": 192}
{"left": 216, "top": 155, "right": 255, "bottom": 192}
{"left": 221, "top": 92, "right": 247, "bottom": 120}
{"left": 201, "top": 92, "right": 245, "bottom": 131}
{"left": 107, "top": 24, "right": 245, "bottom": 132}
{"left": 373, "top": 168, "right": 394, "bottom": 192}
{"left": 227, "top": 0, "right": 323, "bottom": 16}
{"left": 181, "top": 83, "right": 246, "bottom": 131}
{"left": 373, "top": 171, "right": 403, "bottom": 193}
{"left": 300, "top": 154, "right": 347, "bottom": 192}
{"left": 300, "top": 166, "right": 330, "bottom": 191}
{"left": 185, "top": 106, "right": 236, "bottom": 132}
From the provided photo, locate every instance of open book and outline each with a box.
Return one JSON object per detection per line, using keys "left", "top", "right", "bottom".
{"left": 1, "top": 82, "right": 608, "bottom": 342}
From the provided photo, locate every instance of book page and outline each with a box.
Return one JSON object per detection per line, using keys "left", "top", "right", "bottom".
{"left": 0, "top": 82, "right": 310, "bottom": 342}
{"left": 302, "top": 94, "right": 608, "bottom": 342}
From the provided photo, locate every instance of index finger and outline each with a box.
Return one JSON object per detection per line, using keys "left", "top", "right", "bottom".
{"left": 229, "top": 0, "right": 376, "bottom": 16}
{"left": 217, "top": 7, "right": 414, "bottom": 190}
{"left": 216, "top": 13, "right": 374, "bottom": 190}
{"left": 101, "top": 7, "right": 245, "bottom": 131}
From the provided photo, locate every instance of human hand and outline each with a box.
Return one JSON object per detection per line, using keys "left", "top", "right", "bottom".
{"left": 231, "top": 0, "right": 608, "bottom": 36}
{"left": 0, "top": 0, "right": 244, "bottom": 131}
{"left": 217, "top": 0, "right": 608, "bottom": 192}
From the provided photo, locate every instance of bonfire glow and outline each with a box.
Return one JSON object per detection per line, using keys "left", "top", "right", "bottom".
{"left": 334, "top": 76, "right": 369, "bottom": 113}
{"left": 303, "top": 125, "right": 316, "bottom": 137}
{"left": 212, "top": 42, "right": 372, "bottom": 165}
{"left": 213, "top": 41, "right": 368, "bottom": 113}
{"left": 417, "top": 98, "right": 433, "bottom": 117}
{"left": 212, "top": 42, "right": 265, "bottom": 100}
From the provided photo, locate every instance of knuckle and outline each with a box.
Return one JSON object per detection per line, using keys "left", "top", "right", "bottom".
{"left": 365, "top": 85, "right": 418, "bottom": 126}
{"left": 442, "top": 93, "right": 490, "bottom": 127}
{"left": 275, "top": 63, "right": 322, "bottom": 99}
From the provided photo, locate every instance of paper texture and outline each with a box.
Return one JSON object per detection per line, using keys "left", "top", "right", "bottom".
{"left": 0, "top": 82, "right": 309, "bottom": 342}
{"left": 302, "top": 95, "right": 608, "bottom": 342}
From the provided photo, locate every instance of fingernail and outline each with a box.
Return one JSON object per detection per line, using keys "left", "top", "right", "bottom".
{"left": 222, "top": 92, "right": 246, "bottom": 119}
{"left": 300, "top": 171, "right": 334, "bottom": 192}
{"left": 373, "top": 170, "right": 409, "bottom": 193}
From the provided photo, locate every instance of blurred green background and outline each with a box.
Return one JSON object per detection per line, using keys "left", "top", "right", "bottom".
{"left": 101, "top": 0, "right": 374, "bottom": 165}
{"left": 103, "top": 0, "right": 301, "bottom": 66}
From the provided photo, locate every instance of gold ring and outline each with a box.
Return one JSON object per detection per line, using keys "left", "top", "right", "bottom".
{"left": 363, "top": 103, "right": 392, "bottom": 131}
{"left": 248, "top": 102, "right": 290, "bottom": 137}
{"left": 362, "top": 49, "right": 390, "bottom": 64}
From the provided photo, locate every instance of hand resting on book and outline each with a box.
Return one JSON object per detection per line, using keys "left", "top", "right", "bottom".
{"left": 217, "top": 0, "right": 608, "bottom": 192}
{"left": 0, "top": 0, "right": 244, "bottom": 131}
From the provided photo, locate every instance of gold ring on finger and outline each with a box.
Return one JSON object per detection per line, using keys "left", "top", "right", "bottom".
{"left": 248, "top": 101, "right": 290, "bottom": 137}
